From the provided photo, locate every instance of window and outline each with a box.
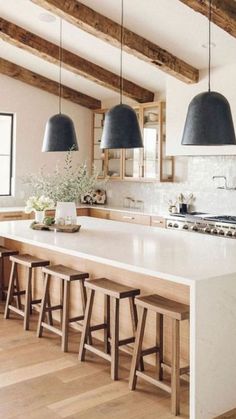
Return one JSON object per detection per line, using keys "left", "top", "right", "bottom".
{"left": 0, "top": 113, "right": 13, "bottom": 196}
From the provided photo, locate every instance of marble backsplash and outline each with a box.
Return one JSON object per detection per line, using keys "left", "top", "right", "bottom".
{"left": 105, "top": 156, "right": 236, "bottom": 215}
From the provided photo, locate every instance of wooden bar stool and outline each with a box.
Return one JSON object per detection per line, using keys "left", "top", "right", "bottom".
{"left": 0, "top": 246, "right": 19, "bottom": 300}
{"left": 37, "top": 264, "right": 89, "bottom": 352}
{"left": 78, "top": 278, "right": 141, "bottom": 380}
{"left": 129, "top": 294, "right": 189, "bottom": 416}
{"left": 4, "top": 254, "right": 50, "bottom": 330}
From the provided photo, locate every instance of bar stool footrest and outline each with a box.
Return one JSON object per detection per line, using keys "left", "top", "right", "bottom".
{"left": 161, "top": 362, "right": 190, "bottom": 376}
{"left": 8, "top": 305, "right": 24, "bottom": 317}
{"left": 69, "top": 315, "right": 84, "bottom": 323}
{"left": 13, "top": 290, "right": 26, "bottom": 297}
{"left": 31, "top": 298, "right": 42, "bottom": 305}
{"left": 136, "top": 371, "right": 171, "bottom": 394}
{"left": 141, "top": 346, "right": 160, "bottom": 357}
{"left": 41, "top": 322, "right": 63, "bottom": 336}
{"left": 90, "top": 323, "right": 107, "bottom": 332}
{"left": 84, "top": 343, "right": 111, "bottom": 362}
{"left": 45, "top": 304, "right": 63, "bottom": 312}
{"left": 118, "top": 337, "right": 135, "bottom": 347}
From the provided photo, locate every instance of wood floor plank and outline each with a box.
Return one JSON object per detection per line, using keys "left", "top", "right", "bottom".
{"left": 49, "top": 381, "right": 131, "bottom": 417}
{"left": 0, "top": 357, "right": 75, "bottom": 388}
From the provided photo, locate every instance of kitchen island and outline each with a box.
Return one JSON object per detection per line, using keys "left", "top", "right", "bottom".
{"left": 0, "top": 216, "right": 235, "bottom": 419}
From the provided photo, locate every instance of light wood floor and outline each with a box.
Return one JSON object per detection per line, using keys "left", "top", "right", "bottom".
{"left": 0, "top": 303, "right": 189, "bottom": 419}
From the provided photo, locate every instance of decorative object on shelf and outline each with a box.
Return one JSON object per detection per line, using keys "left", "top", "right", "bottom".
{"left": 42, "top": 18, "right": 78, "bottom": 152}
{"left": 212, "top": 175, "right": 236, "bottom": 191}
{"left": 181, "top": 0, "right": 236, "bottom": 146}
{"left": 24, "top": 150, "right": 98, "bottom": 204}
{"left": 177, "top": 193, "right": 195, "bottom": 214}
{"left": 100, "top": 0, "right": 143, "bottom": 149}
{"left": 81, "top": 189, "right": 106, "bottom": 205}
{"left": 167, "top": 199, "right": 178, "bottom": 214}
{"left": 25, "top": 195, "right": 54, "bottom": 222}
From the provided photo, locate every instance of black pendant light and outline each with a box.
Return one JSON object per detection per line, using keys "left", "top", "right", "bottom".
{"left": 42, "top": 19, "right": 78, "bottom": 152}
{"left": 181, "top": 0, "right": 236, "bottom": 146}
{"left": 100, "top": 0, "right": 143, "bottom": 149}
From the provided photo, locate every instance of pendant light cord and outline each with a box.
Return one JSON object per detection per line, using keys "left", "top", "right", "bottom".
{"left": 208, "top": 0, "right": 212, "bottom": 92}
{"left": 120, "top": 0, "right": 124, "bottom": 105}
{"left": 59, "top": 18, "right": 62, "bottom": 114}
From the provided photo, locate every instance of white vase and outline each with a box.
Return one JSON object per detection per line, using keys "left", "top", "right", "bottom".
{"left": 55, "top": 202, "right": 77, "bottom": 223}
{"left": 35, "top": 210, "right": 45, "bottom": 223}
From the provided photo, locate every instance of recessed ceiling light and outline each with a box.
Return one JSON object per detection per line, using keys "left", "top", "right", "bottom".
{"left": 201, "top": 42, "right": 216, "bottom": 48}
{"left": 39, "top": 12, "right": 56, "bottom": 23}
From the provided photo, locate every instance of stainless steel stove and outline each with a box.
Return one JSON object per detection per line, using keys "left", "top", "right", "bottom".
{"left": 166, "top": 213, "right": 236, "bottom": 239}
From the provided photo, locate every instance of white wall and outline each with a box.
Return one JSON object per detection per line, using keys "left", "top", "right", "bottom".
{"left": 166, "top": 63, "right": 236, "bottom": 155}
{"left": 0, "top": 74, "right": 92, "bottom": 206}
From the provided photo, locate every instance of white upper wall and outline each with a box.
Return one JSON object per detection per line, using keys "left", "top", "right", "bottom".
{"left": 166, "top": 63, "right": 236, "bottom": 156}
{"left": 0, "top": 74, "right": 92, "bottom": 205}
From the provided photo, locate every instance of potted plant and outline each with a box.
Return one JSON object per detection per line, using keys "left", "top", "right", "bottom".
{"left": 25, "top": 195, "right": 54, "bottom": 223}
{"left": 24, "top": 150, "right": 98, "bottom": 220}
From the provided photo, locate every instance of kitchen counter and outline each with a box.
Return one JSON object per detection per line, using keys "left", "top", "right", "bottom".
{"left": 0, "top": 217, "right": 235, "bottom": 419}
{"left": 0, "top": 216, "right": 234, "bottom": 285}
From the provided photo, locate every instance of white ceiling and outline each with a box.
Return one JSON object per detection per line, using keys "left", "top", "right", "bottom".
{"left": 0, "top": 0, "right": 235, "bottom": 103}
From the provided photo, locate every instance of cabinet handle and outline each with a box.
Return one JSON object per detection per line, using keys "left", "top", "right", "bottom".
{"left": 152, "top": 220, "right": 162, "bottom": 224}
{"left": 123, "top": 216, "right": 135, "bottom": 220}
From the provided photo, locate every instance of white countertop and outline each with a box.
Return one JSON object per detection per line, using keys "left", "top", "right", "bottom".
{"left": 0, "top": 216, "right": 235, "bottom": 286}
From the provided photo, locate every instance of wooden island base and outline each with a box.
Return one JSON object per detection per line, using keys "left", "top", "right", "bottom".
{"left": 4, "top": 238, "right": 190, "bottom": 368}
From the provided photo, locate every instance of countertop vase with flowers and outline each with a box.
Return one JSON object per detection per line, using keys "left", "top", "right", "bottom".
{"left": 34, "top": 210, "right": 45, "bottom": 223}
{"left": 25, "top": 195, "right": 54, "bottom": 223}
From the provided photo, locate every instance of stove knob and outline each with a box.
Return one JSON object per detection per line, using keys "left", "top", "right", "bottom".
{"left": 211, "top": 228, "right": 218, "bottom": 234}
{"left": 168, "top": 222, "right": 173, "bottom": 227}
{"left": 218, "top": 229, "right": 225, "bottom": 236}
{"left": 226, "top": 230, "right": 233, "bottom": 237}
{"left": 204, "top": 226, "right": 211, "bottom": 233}
{"left": 182, "top": 224, "right": 189, "bottom": 230}
{"left": 233, "top": 231, "right": 236, "bottom": 237}
{"left": 191, "top": 225, "right": 198, "bottom": 231}
{"left": 173, "top": 223, "right": 179, "bottom": 228}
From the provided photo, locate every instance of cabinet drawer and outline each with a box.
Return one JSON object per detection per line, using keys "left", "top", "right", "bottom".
{"left": 109, "top": 211, "right": 150, "bottom": 226}
{"left": 89, "top": 208, "right": 110, "bottom": 219}
{"left": 0, "top": 212, "right": 30, "bottom": 221}
{"left": 151, "top": 216, "right": 166, "bottom": 228}
{"left": 77, "top": 208, "right": 89, "bottom": 216}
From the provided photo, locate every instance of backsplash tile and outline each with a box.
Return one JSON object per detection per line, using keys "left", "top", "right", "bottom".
{"left": 105, "top": 156, "right": 236, "bottom": 215}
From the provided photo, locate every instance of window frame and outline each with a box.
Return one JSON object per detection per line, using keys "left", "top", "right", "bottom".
{"left": 0, "top": 112, "right": 14, "bottom": 197}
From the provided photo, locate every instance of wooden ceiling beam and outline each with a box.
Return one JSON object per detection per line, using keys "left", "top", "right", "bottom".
{"left": 0, "top": 57, "right": 101, "bottom": 109}
{"left": 0, "top": 18, "right": 154, "bottom": 103}
{"left": 31, "top": 0, "right": 199, "bottom": 84}
{"left": 179, "top": 0, "right": 236, "bottom": 38}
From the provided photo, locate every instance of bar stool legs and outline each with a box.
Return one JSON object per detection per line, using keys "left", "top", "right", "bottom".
{"left": 172, "top": 319, "right": 180, "bottom": 416}
{"left": 37, "top": 265, "right": 89, "bottom": 352}
{"left": 129, "top": 306, "right": 147, "bottom": 390}
{"left": 129, "top": 294, "right": 189, "bottom": 417}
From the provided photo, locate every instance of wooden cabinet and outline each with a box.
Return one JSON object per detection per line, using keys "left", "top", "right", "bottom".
{"left": 92, "top": 102, "right": 174, "bottom": 182}
{"left": 109, "top": 210, "right": 150, "bottom": 226}
{"left": 89, "top": 208, "right": 110, "bottom": 219}
{"left": 0, "top": 211, "right": 30, "bottom": 221}
{"left": 150, "top": 216, "right": 166, "bottom": 228}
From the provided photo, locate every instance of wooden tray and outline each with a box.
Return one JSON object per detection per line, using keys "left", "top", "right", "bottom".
{"left": 30, "top": 222, "right": 81, "bottom": 233}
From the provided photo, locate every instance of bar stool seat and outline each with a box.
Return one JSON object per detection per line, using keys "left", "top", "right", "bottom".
{"left": 78, "top": 278, "right": 141, "bottom": 380}
{"left": 37, "top": 264, "right": 89, "bottom": 352}
{"left": 129, "top": 294, "right": 189, "bottom": 416}
{"left": 0, "top": 247, "right": 19, "bottom": 300}
{"left": 4, "top": 254, "right": 50, "bottom": 330}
